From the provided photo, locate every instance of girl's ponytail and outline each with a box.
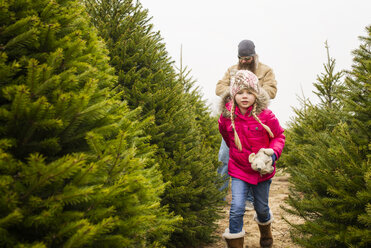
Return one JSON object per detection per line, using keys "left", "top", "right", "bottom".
{"left": 230, "top": 100, "right": 243, "bottom": 151}
{"left": 252, "top": 104, "right": 274, "bottom": 138}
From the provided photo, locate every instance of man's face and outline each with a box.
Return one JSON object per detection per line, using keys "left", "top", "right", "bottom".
{"left": 238, "top": 56, "right": 254, "bottom": 65}
{"left": 238, "top": 56, "right": 255, "bottom": 70}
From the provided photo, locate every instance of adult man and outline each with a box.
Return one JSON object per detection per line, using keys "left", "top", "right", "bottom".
{"left": 216, "top": 40, "right": 277, "bottom": 98}
{"left": 216, "top": 40, "right": 277, "bottom": 210}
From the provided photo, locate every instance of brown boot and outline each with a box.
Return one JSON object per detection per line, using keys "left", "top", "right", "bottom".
{"left": 222, "top": 228, "right": 245, "bottom": 248}
{"left": 258, "top": 223, "right": 273, "bottom": 248}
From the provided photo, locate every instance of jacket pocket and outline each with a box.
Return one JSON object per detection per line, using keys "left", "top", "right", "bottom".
{"left": 247, "top": 125, "right": 269, "bottom": 151}
{"left": 248, "top": 125, "right": 265, "bottom": 137}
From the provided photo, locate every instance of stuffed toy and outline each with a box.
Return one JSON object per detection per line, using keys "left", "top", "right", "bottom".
{"left": 248, "top": 148, "right": 275, "bottom": 175}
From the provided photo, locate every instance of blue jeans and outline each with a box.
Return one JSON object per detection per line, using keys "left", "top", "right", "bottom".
{"left": 217, "top": 139, "right": 254, "bottom": 202}
{"left": 229, "top": 177, "right": 272, "bottom": 233}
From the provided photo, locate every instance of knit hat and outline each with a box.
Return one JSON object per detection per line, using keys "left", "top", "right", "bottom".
{"left": 230, "top": 70, "right": 259, "bottom": 98}
{"left": 238, "top": 40, "right": 256, "bottom": 57}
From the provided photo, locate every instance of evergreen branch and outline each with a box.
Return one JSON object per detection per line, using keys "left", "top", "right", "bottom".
{"left": 0, "top": 208, "right": 23, "bottom": 228}
{"left": 22, "top": 154, "right": 85, "bottom": 200}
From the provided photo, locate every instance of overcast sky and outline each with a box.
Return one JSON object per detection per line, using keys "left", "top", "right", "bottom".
{"left": 139, "top": 0, "right": 370, "bottom": 127}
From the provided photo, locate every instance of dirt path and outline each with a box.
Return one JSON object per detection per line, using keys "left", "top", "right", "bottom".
{"left": 203, "top": 170, "right": 301, "bottom": 248}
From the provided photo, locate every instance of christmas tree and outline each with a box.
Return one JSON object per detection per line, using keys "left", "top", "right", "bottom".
{"left": 0, "top": 0, "right": 177, "bottom": 247}
{"left": 281, "top": 29, "right": 370, "bottom": 247}
{"left": 84, "top": 0, "right": 224, "bottom": 247}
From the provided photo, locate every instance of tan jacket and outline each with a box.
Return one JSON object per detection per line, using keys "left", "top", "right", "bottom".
{"left": 215, "top": 61, "right": 277, "bottom": 99}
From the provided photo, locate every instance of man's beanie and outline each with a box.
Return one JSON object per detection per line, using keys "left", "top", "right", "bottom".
{"left": 238, "top": 40, "right": 256, "bottom": 57}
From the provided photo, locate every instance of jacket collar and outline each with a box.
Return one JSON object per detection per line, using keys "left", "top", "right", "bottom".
{"left": 228, "top": 103, "right": 253, "bottom": 118}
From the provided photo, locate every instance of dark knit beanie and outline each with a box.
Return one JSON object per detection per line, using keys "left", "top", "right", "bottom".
{"left": 238, "top": 40, "right": 256, "bottom": 57}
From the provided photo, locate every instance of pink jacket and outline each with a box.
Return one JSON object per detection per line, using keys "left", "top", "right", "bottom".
{"left": 218, "top": 91, "right": 285, "bottom": 185}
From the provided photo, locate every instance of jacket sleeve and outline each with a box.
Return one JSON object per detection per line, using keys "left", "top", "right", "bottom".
{"left": 265, "top": 110, "right": 285, "bottom": 158}
{"left": 260, "top": 68, "right": 277, "bottom": 99}
{"left": 216, "top": 67, "right": 232, "bottom": 96}
{"left": 218, "top": 114, "right": 230, "bottom": 148}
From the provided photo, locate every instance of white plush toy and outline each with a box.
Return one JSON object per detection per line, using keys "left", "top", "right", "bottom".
{"left": 248, "top": 148, "right": 275, "bottom": 175}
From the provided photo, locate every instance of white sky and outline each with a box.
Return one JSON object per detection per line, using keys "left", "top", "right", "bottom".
{"left": 139, "top": 0, "right": 370, "bottom": 127}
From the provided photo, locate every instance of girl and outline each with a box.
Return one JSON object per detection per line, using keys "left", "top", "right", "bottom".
{"left": 219, "top": 70, "right": 285, "bottom": 248}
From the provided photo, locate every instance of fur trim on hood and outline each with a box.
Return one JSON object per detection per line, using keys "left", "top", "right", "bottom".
{"left": 219, "top": 87, "right": 270, "bottom": 118}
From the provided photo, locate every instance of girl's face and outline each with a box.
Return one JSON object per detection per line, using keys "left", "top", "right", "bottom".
{"left": 235, "top": 89, "right": 256, "bottom": 114}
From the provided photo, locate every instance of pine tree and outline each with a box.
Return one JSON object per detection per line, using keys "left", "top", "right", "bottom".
{"left": 280, "top": 43, "right": 344, "bottom": 170}
{"left": 77, "top": 106, "right": 180, "bottom": 247}
{"left": 339, "top": 25, "right": 371, "bottom": 246}
{"left": 341, "top": 26, "right": 371, "bottom": 152}
{"left": 313, "top": 41, "right": 344, "bottom": 109}
{"left": 0, "top": 0, "right": 177, "bottom": 247}
{"left": 166, "top": 64, "right": 225, "bottom": 247}
{"left": 0, "top": 0, "right": 116, "bottom": 159}
{"left": 281, "top": 31, "right": 371, "bottom": 247}
{"left": 84, "top": 0, "right": 225, "bottom": 247}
